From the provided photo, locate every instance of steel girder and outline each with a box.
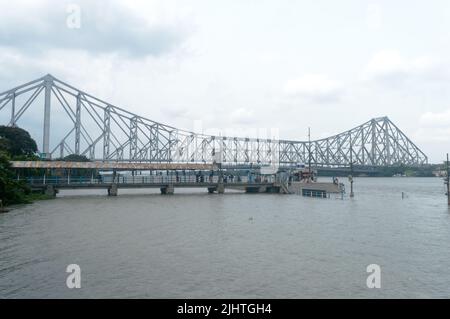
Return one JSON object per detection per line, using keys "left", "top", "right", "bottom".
{"left": 0, "top": 75, "right": 428, "bottom": 166}
{"left": 279, "top": 117, "right": 428, "bottom": 166}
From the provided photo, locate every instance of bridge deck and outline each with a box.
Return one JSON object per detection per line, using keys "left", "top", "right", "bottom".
{"left": 28, "top": 182, "right": 276, "bottom": 190}
{"left": 11, "top": 161, "right": 216, "bottom": 171}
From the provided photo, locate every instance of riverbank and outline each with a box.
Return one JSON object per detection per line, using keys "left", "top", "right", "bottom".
{"left": 24, "top": 192, "right": 55, "bottom": 203}
{"left": 0, "top": 192, "right": 54, "bottom": 213}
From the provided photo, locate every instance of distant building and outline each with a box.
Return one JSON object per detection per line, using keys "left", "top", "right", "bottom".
{"left": 432, "top": 169, "right": 447, "bottom": 177}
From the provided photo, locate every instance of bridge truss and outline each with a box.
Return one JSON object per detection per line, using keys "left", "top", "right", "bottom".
{"left": 0, "top": 74, "right": 428, "bottom": 167}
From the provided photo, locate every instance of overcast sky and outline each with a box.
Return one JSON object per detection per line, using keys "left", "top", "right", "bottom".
{"left": 0, "top": 0, "right": 449, "bottom": 162}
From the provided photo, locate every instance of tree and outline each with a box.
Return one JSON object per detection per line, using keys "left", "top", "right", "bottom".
{"left": 62, "top": 154, "right": 93, "bottom": 177}
{"left": 0, "top": 151, "right": 30, "bottom": 206}
{"left": 62, "top": 154, "right": 91, "bottom": 162}
{"left": 0, "top": 126, "right": 38, "bottom": 157}
{"left": 0, "top": 137, "right": 9, "bottom": 153}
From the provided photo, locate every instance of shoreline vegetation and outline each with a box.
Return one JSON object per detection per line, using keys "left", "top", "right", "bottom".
{"left": 0, "top": 125, "right": 58, "bottom": 209}
{"left": 0, "top": 193, "right": 54, "bottom": 213}
{"left": 0, "top": 125, "right": 446, "bottom": 209}
{"left": 318, "top": 165, "right": 441, "bottom": 178}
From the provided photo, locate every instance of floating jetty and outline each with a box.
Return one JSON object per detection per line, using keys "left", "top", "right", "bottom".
{"left": 282, "top": 166, "right": 345, "bottom": 197}
{"left": 288, "top": 182, "right": 344, "bottom": 198}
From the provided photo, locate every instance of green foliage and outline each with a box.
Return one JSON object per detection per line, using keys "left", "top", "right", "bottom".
{"left": 59, "top": 154, "right": 95, "bottom": 177}
{"left": 0, "top": 151, "right": 31, "bottom": 206}
{"left": 0, "top": 126, "right": 37, "bottom": 157}
{"left": 0, "top": 126, "right": 39, "bottom": 207}
{"left": 0, "top": 138, "right": 9, "bottom": 153}
{"left": 24, "top": 192, "right": 54, "bottom": 202}
{"left": 319, "top": 165, "right": 438, "bottom": 177}
{"left": 376, "top": 165, "right": 436, "bottom": 177}
{"left": 12, "top": 154, "right": 41, "bottom": 161}
{"left": 62, "top": 154, "right": 91, "bottom": 162}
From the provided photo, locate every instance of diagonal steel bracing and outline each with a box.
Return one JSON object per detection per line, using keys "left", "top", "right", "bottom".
{"left": 0, "top": 74, "right": 428, "bottom": 166}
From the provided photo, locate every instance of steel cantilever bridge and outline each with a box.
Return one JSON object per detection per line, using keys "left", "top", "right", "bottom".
{"left": 0, "top": 74, "right": 428, "bottom": 167}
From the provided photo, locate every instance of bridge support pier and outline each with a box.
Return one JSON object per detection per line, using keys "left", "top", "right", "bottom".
{"left": 245, "top": 186, "right": 268, "bottom": 193}
{"left": 161, "top": 185, "right": 174, "bottom": 195}
{"left": 217, "top": 183, "right": 225, "bottom": 194}
{"left": 108, "top": 184, "right": 118, "bottom": 196}
{"left": 266, "top": 186, "right": 279, "bottom": 193}
{"left": 44, "top": 185, "right": 57, "bottom": 198}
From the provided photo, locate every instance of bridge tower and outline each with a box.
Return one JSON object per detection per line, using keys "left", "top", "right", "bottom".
{"left": 43, "top": 74, "right": 53, "bottom": 159}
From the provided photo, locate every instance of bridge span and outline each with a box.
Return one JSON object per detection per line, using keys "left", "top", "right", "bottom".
{"left": 0, "top": 74, "right": 428, "bottom": 167}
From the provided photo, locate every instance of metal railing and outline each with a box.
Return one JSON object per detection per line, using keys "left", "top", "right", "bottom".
{"left": 21, "top": 174, "right": 276, "bottom": 186}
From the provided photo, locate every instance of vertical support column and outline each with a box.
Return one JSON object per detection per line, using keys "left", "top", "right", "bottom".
{"left": 361, "top": 128, "right": 365, "bottom": 165}
{"left": 130, "top": 116, "right": 138, "bottom": 160}
{"left": 217, "top": 183, "right": 225, "bottom": 194}
{"left": 447, "top": 153, "right": 449, "bottom": 206}
{"left": 108, "top": 184, "right": 118, "bottom": 196}
{"left": 244, "top": 138, "right": 249, "bottom": 163}
{"left": 349, "top": 134, "right": 353, "bottom": 167}
{"left": 103, "top": 106, "right": 111, "bottom": 160}
{"left": 75, "top": 93, "right": 81, "bottom": 155}
{"left": 155, "top": 125, "right": 161, "bottom": 162}
{"left": 217, "top": 166, "right": 225, "bottom": 194}
{"left": 384, "top": 118, "right": 391, "bottom": 165}
{"left": 233, "top": 138, "right": 238, "bottom": 163}
{"left": 148, "top": 126, "right": 155, "bottom": 161}
{"left": 44, "top": 185, "right": 57, "bottom": 198}
{"left": 256, "top": 139, "right": 260, "bottom": 164}
{"left": 59, "top": 142, "right": 64, "bottom": 159}
{"left": 222, "top": 138, "right": 227, "bottom": 163}
{"left": 314, "top": 142, "right": 318, "bottom": 167}
{"left": 89, "top": 146, "right": 95, "bottom": 161}
{"left": 326, "top": 139, "right": 330, "bottom": 166}
{"left": 308, "top": 128, "right": 311, "bottom": 181}
{"left": 10, "top": 93, "right": 16, "bottom": 126}
{"left": 371, "top": 119, "right": 376, "bottom": 166}
{"left": 167, "top": 130, "right": 172, "bottom": 162}
{"left": 43, "top": 75, "right": 53, "bottom": 159}
{"left": 349, "top": 139, "right": 354, "bottom": 198}
{"left": 191, "top": 134, "right": 197, "bottom": 162}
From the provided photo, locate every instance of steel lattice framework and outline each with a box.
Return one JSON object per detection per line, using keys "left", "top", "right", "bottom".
{"left": 0, "top": 74, "right": 428, "bottom": 166}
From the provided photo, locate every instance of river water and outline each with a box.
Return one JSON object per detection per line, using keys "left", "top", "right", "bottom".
{"left": 1, "top": 177, "right": 449, "bottom": 298}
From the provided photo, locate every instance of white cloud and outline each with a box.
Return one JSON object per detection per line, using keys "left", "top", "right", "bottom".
{"left": 283, "top": 74, "right": 343, "bottom": 103}
{"left": 363, "top": 50, "right": 449, "bottom": 84}
{"left": 365, "top": 50, "right": 405, "bottom": 77}
{"left": 0, "top": 0, "right": 192, "bottom": 57}
{"left": 414, "top": 110, "right": 450, "bottom": 152}
{"left": 230, "top": 107, "right": 255, "bottom": 125}
{"left": 367, "top": 3, "right": 382, "bottom": 31}
{"left": 415, "top": 127, "right": 450, "bottom": 143}
{"left": 419, "top": 109, "right": 450, "bottom": 128}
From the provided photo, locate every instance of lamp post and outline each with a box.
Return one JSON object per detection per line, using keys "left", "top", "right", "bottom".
{"left": 349, "top": 164, "right": 354, "bottom": 198}
{"left": 447, "top": 153, "right": 449, "bottom": 206}
{"left": 308, "top": 127, "right": 312, "bottom": 182}
{"left": 349, "top": 143, "right": 354, "bottom": 198}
